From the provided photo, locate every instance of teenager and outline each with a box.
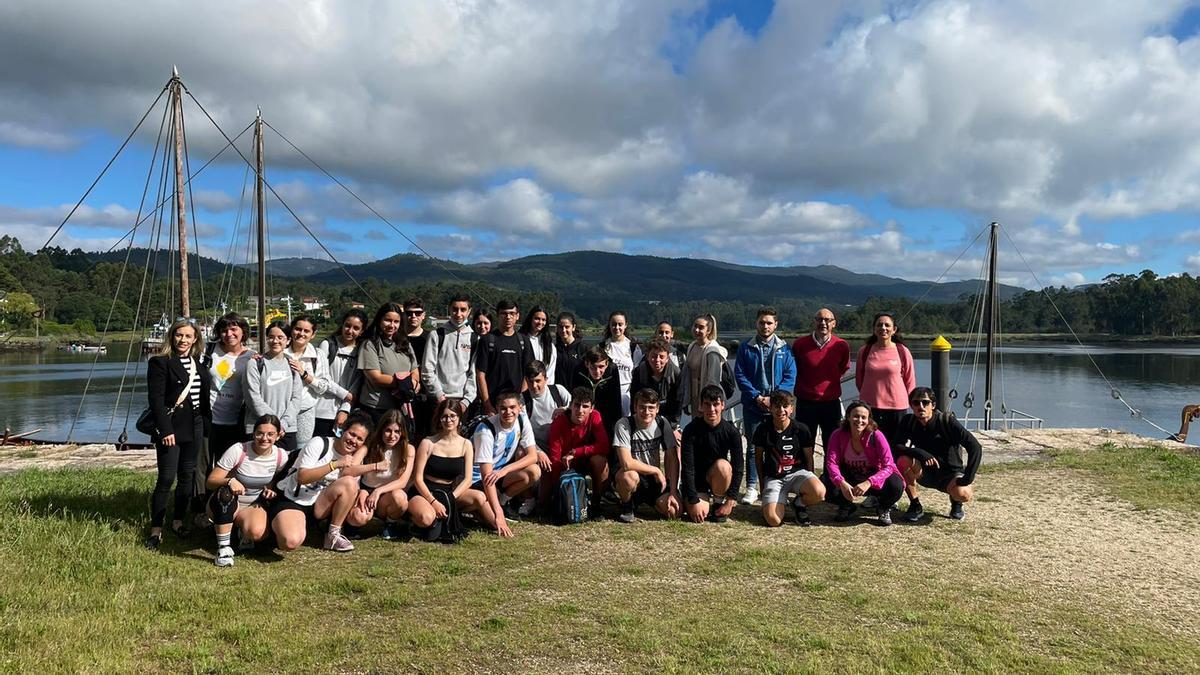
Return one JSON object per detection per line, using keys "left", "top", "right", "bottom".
{"left": 145, "top": 317, "right": 212, "bottom": 550}
{"left": 472, "top": 309, "right": 493, "bottom": 337}
{"left": 421, "top": 293, "right": 477, "bottom": 417}
{"left": 734, "top": 306, "right": 797, "bottom": 505}
{"left": 358, "top": 302, "right": 420, "bottom": 426}
{"left": 601, "top": 310, "right": 643, "bottom": 417}
{"left": 613, "top": 388, "right": 679, "bottom": 522}
{"left": 894, "top": 387, "right": 982, "bottom": 521}
{"left": 825, "top": 400, "right": 904, "bottom": 526}
{"left": 402, "top": 297, "right": 436, "bottom": 440}
{"left": 654, "top": 321, "right": 687, "bottom": 368}
{"left": 288, "top": 315, "right": 353, "bottom": 450}
{"left": 555, "top": 312, "right": 587, "bottom": 387}
{"left": 243, "top": 320, "right": 302, "bottom": 453}
{"left": 408, "top": 398, "right": 490, "bottom": 536}
{"left": 471, "top": 391, "right": 541, "bottom": 537}
{"left": 791, "top": 308, "right": 851, "bottom": 453}
{"left": 679, "top": 314, "right": 729, "bottom": 418}
{"left": 754, "top": 391, "right": 824, "bottom": 526}
{"left": 571, "top": 346, "right": 623, "bottom": 438}
{"left": 195, "top": 312, "right": 254, "bottom": 518}
{"left": 520, "top": 305, "right": 558, "bottom": 385}
{"left": 315, "top": 308, "right": 367, "bottom": 438}
{"left": 545, "top": 387, "right": 610, "bottom": 520}
{"left": 680, "top": 385, "right": 743, "bottom": 524}
{"left": 475, "top": 299, "right": 532, "bottom": 416}
{"left": 347, "top": 409, "right": 415, "bottom": 539}
{"left": 205, "top": 414, "right": 287, "bottom": 566}
{"left": 629, "top": 337, "right": 682, "bottom": 431}
{"left": 855, "top": 311, "right": 915, "bottom": 453}
{"left": 523, "top": 360, "right": 571, "bottom": 452}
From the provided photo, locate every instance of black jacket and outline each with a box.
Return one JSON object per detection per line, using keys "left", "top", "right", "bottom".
{"left": 895, "top": 411, "right": 983, "bottom": 485}
{"left": 570, "top": 362, "right": 622, "bottom": 436}
{"left": 630, "top": 359, "right": 682, "bottom": 428}
{"left": 147, "top": 354, "right": 212, "bottom": 442}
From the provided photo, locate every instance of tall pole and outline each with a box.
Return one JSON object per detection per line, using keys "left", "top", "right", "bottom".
{"left": 983, "top": 222, "right": 999, "bottom": 430}
{"left": 170, "top": 67, "right": 191, "bottom": 318}
{"left": 255, "top": 109, "right": 267, "bottom": 353}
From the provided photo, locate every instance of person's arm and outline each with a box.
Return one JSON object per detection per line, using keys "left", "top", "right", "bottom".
{"left": 837, "top": 340, "right": 851, "bottom": 378}
{"left": 421, "top": 332, "right": 443, "bottom": 398}
{"left": 754, "top": 444, "right": 766, "bottom": 488}
{"left": 146, "top": 357, "right": 176, "bottom": 440}
{"left": 867, "top": 431, "right": 897, "bottom": 489}
{"left": 359, "top": 342, "right": 393, "bottom": 388}
{"left": 733, "top": 343, "right": 758, "bottom": 399}
{"left": 373, "top": 444, "right": 417, "bottom": 498}
{"left": 308, "top": 350, "right": 348, "bottom": 400}
{"left": 412, "top": 439, "right": 434, "bottom": 502}
{"left": 825, "top": 432, "right": 846, "bottom": 486}
{"left": 548, "top": 416, "right": 568, "bottom": 469}
{"left": 780, "top": 348, "right": 797, "bottom": 394}
{"left": 243, "top": 360, "right": 271, "bottom": 418}
{"left": 952, "top": 419, "right": 984, "bottom": 485}
{"left": 570, "top": 412, "right": 610, "bottom": 459}
{"left": 899, "top": 344, "right": 915, "bottom": 393}
{"left": 681, "top": 429, "right": 699, "bottom": 504}
{"left": 726, "top": 425, "right": 744, "bottom": 499}
{"left": 285, "top": 370, "right": 303, "bottom": 430}
{"left": 453, "top": 442, "right": 474, "bottom": 499}
{"left": 854, "top": 346, "right": 866, "bottom": 391}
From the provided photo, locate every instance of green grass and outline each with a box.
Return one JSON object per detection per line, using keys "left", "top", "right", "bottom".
{"left": 1, "top": 466, "right": 1198, "bottom": 673}
{"left": 1037, "top": 443, "right": 1200, "bottom": 513}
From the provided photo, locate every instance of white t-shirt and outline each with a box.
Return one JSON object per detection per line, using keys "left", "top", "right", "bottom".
{"left": 209, "top": 347, "right": 255, "bottom": 425}
{"left": 215, "top": 441, "right": 286, "bottom": 506}
{"left": 276, "top": 437, "right": 340, "bottom": 506}
{"left": 605, "top": 339, "right": 641, "bottom": 416}
{"left": 612, "top": 415, "right": 677, "bottom": 470}
{"left": 525, "top": 385, "right": 571, "bottom": 451}
{"left": 471, "top": 412, "right": 536, "bottom": 483}
{"left": 361, "top": 448, "right": 396, "bottom": 489}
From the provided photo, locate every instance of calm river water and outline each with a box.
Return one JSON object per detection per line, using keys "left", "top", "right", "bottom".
{"left": 1, "top": 341, "right": 1198, "bottom": 443}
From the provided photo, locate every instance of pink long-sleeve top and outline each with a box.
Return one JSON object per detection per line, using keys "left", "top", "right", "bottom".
{"left": 854, "top": 343, "right": 915, "bottom": 411}
{"left": 825, "top": 427, "right": 904, "bottom": 490}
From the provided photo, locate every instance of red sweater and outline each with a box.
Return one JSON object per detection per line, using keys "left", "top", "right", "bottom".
{"left": 791, "top": 334, "right": 851, "bottom": 402}
{"left": 547, "top": 409, "right": 610, "bottom": 470}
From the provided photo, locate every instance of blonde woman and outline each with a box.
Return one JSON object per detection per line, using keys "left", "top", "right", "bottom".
{"left": 679, "top": 313, "right": 728, "bottom": 417}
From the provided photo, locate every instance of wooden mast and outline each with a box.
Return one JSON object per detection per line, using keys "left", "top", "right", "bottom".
{"left": 983, "top": 221, "right": 999, "bottom": 430}
{"left": 169, "top": 67, "right": 190, "bottom": 318}
{"left": 254, "top": 109, "right": 267, "bottom": 353}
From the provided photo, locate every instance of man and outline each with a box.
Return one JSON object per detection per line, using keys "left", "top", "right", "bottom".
{"left": 655, "top": 321, "right": 687, "bottom": 368}
{"left": 475, "top": 299, "right": 532, "bottom": 415}
{"left": 629, "top": 337, "right": 682, "bottom": 433}
{"left": 734, "top": 306, "right": 797, "bottom": 505}
{"left": 472, "top": 391, "right": 542, "bottom": 533}
{"left": 613, "top": 388, "right": 679, "bottom": 522}
{"left": 520, "top": 360, "right": 570, "bottom": 516}
{"left": 754, "top": 391, "right": 825, "bottom": 526}
{"left": 681, "top": 385, "right": 744, "bottom": 524}
{"left": 894, "top": 387, "right": 983, "bottom": 521}
{"left": 421, "top": 293, "right": 477, "bottom": 418}
{"left": 545, "top": 387, "right": 610, "bottom": 520}
{"left": 791, "top": 308, "right": 851, "bottom": 456}
{"left": 403, "top": 297, "right": 434, "bottom": 439}
{"left": 572, "top": 346, "right": 622, "bottom": 439}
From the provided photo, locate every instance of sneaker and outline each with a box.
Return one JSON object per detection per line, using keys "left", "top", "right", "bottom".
{"left": 214, "top": 546, "right": 235, "bottom": 567}
{"left": 949, "top": 501, "right": 966, "bottom": 520}
{"left": 861, "top": 496, "right": 878, "bottom": 510}
{"left": 323, "top": 530, "right": 355, "bottom": 552}
{"left": 518, "top": 497, "right": 537, "bottom": 518}
{"left": 792, "top": 501, "right": 811, "bottom": 526}
{"left": 740, "top": 487, "right": 759, "bottom": 505}
{"left": 145, "top": 533, "right": 162, "bottom": 551}
{"left": 877, "top": 507, "right": 893, "bottom": 526}
{"left": 588, "top": 504, "right": 607, "bottom": 522}
{"left": 709, "top": 511, "right": 729, "bottom": 524}
{"left": 903, "top": 500, "right": 925, "bottom": 523}
{"left": 834, "top": 504, "right": 858, "bottom": 522}
{"left": 502, "top": 500, "right": 523, "bottom": 523}
{"left": 602, "top": 486, "right": 620, "bottom": 505}
{"left": 618, "top": 500, "right": 636, "bottom": 523}
{"left": 381, "top": 522, "right": 403, "bottom": 541}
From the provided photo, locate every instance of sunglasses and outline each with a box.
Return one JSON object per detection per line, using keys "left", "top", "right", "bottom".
{"left": 910, "top": 399, "right": 934, "bottom": 407}
{"left": 404, "top": 310, "right": 424, "bottom": 317}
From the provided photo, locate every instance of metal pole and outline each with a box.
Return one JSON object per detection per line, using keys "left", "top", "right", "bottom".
{"left": 983, "top": 222, "right": 999, "bottom": 430}
{"left": 930, "top": 335, "right": 951, "bottom": 412}
{"left": 170, "top": 68, "right": 190, "bottom": 318}
{"left": 255, "top": 110, "right": 267, "bottom": 353}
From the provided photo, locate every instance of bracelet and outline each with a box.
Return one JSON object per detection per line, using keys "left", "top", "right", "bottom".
{"left": 328, "top": 460, "right": 337, "bottom": 473}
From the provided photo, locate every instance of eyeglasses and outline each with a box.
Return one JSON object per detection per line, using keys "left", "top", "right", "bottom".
{"left": 911, "top": 399, "right": 934, "bottom": 407}
{"left": 815, "top": 317, "right": 834, "bottom": 323}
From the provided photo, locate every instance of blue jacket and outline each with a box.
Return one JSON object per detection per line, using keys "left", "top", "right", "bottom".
{"left": 734, "top": 334, "right": 797, "bottom": 422}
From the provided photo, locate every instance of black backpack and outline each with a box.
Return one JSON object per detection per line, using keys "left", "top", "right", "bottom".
{"left": 413, "top": 486, "right": 468, "bottom": 544}
{"left": 719, "top": 359, "right": 736, "bottom": 400}
{"left": 523, "top": 385, "right": 566, "bottom": 413}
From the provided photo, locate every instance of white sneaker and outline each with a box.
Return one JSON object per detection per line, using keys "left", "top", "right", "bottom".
{"left": 518, "top": 497, "right": 537, "bottom": 517}
{"left": 741, "top": 487, "right": 759, "bottom": 505}
{"left": 214, "top": 546, "right": 235, "bottom": 567}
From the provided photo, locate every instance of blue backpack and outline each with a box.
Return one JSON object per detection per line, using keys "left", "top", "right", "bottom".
{"left": 555, "top": 470, "right": 589, "bottom": 524}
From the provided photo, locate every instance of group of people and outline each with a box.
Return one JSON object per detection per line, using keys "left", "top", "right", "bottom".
{"left": 143, "top": 295, "right": 982, "bottom": 566}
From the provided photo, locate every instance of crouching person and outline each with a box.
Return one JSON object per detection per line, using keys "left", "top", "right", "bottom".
{"left": 754, "top": 391, "right": 825, "bottom": 527}
{"left": 681, "top": 385, "right": 744, "bottom": 524}
{"left": 206, "top": 414, "right": 288, "bottom": 567}
{"left": 545, "top": 387, "right": 611, "bottom": 520}
{"left": 472, "top": 391, "right": 542, "bottom": 537}
{"left": 894, "top": 387, "right": 982, "bottom": 521}
{"left": 613, "top": 388, "right": 679, "bottom": 522}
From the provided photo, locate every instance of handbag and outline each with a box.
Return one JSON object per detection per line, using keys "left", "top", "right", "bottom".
{"left": 136, "top": 383, "right": 191, "bottom": 437}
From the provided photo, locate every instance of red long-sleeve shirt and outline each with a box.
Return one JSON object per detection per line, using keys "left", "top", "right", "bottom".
{"left": 547, "top": 409, "right": 610, "bottom": 470}
{"left": 791, "top": 334, "right": 850, "bottom": 402}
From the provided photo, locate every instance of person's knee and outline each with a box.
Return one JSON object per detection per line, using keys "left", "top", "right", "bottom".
{"left": 277, "top": 531, "right": 305, "bottom": 551}
{"left": 712, "top": 459, "right": 732, "bottom": 479}
{"left": 526, "top": 463, "right": 543, "bottom": 484}
{"left": 762, "top": 507, "right": 783, "bottom": 527}
{"left": 896, "top": 455, "right": 914, "bottom": 472}
{"left": 803, "top": 480, "right": 826, "bottom": 505}
{"left": 412, "top": 509, "right": 435, "bottom": 528}
{"left": 949, "top": 482, "right": 974, "bottom": 502}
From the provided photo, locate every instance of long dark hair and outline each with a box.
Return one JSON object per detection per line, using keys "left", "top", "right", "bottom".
{"left": 327, "top": 307, "right": 368, "bottom": 349}
{"left": 601, "top": 310, "right": 636, "bottom": 349}
{"left": 520, "top": 305, "right": 554, "bottom": 357}
{"left": 555, "top": 312, "right": 581, "bottom": 346}
{"left": 263, "top": 320, "right": 291, "bottom": 357}
{"left": 864, "top": 311, "right": 905, "bottom": 348}
{"left": 362, "top": 302, "right": 410, "bottom": 354}
{"left": 365, "top": 408, "right": 408, "bottom": 474}
{"left": 840, "top": 400, "right": 879, "bottom": 434}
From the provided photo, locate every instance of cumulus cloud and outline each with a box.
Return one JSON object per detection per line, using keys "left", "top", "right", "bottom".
{"left": 427, "top": 179, "right": 557, "bottom": 235}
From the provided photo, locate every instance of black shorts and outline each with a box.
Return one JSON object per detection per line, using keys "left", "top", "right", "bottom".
{"left": 917, "top": 465, "right": 964, "bottom": 492}
{"left": 634, "top": 475, "right": 668, "bottom": 504}
{"left": 268, "top": 497, "right": 314, "bottom": 522}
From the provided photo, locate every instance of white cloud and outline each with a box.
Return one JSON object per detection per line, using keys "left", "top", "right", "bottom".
{"left": 427, "top": 179, "right": 557, "bottom": 235}
{"left": 0, "top": 121, "right": 79, "bottom": 150}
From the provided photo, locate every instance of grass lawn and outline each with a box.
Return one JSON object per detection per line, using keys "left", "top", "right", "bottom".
{"left": 2, "top": 446, "right": 1199, "bottom": 673}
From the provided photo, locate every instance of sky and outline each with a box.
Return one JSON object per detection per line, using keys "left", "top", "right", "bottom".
{"left": 2, "top": 0, "right": 1200, "bottom": 289}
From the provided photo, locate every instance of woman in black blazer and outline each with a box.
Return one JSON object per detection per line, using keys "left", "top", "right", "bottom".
{"left": 145, "top": 317, "right": 212, "bottom": 550}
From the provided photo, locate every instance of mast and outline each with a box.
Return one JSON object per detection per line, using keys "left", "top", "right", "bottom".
{"left": 169, "top": 67, "right": 190, "bottom": 318}
{"left": 983, "top": 222, "right": 999, "bottom": 430}
{"left": 254, "top": 109, "right": 267, "bottom": 353}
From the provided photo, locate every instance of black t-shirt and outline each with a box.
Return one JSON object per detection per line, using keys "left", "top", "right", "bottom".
{"left": 680, "top": 418, "right": 744, "bottom": 503}
{"left": 752, "top": 418, "right": 814, "bottom": 478}
{"left": 475, "top": 333, "right": 531, "bottom": 399}
{"left": 408, "top": 330, "right": 430, "bottom": 364}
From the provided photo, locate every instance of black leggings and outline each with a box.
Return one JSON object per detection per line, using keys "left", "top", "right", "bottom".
{"left": 871, "top": 408, "right": 907, "bottom": 460}
{"left": 795, "top": 398, "right": 842, "bottom": 452}
{"left": 150, "top": 418, "right": 203, "bottom": 528}
{"left": 829, "top": 472, "right": 905, "bottom": 510}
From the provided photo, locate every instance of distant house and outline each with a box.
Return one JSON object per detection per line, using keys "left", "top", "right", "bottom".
{"left": 349, "top": 302, "right": 366, "bottom": 310}
{"left": 302, "top": 297, "right": 324, "bottom": 311}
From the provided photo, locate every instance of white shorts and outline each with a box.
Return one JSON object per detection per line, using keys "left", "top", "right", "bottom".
{"left": 761, "top": 469, "right": 817, "bottom": 505}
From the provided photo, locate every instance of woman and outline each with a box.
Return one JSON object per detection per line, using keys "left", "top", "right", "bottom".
{"left": 347, "top": 409, "right": 415, "bottom": 540}
{"left": 601, "top": 310, "right": 643, "bottom": 416}
{"left": 206, "top": 312, "right": 255, "bottom": 461}
{"left": 679, "top": 314, "right": 728, "bottom": 417}
{"left": 145, "top": 317, "right": 212, "bottom": 550}
{"left": 520, "top": 306, "right": 558, "bottom": 384}
{"left": 270, "top": 413, "right": 389, "bottom": 552}
{"left": 357, "top": 302, "right": 420, "bottom": 426}
{"left": 205, "top": 414, "right": 287, "bottom": 567}
{"left": 825, "top": 401, "right": 905, "bottom": 526}
{"left": 287, "top": 314, "right": 353, "bottom": 449}
{"left": 471, "top": 309, "right": 493, "bottom": 338}
{"left": 243, "top": 320, "right": 302, "bottom": 453}
{"left": 555, "top": 312, "right": 586, "bottom": 387}
{"left": 854, "top": 312, "right": 915, "bottom": 453}
{"left": 315, "top": 308, "right": 367, "bottom": 438}
{"left": 408, "top": 398, "right": 492, "bottom": 537}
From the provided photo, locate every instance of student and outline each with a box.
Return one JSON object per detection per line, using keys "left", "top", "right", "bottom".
{"left": 601, "top": 310, "right": 643, "bottom": 417}
{"left": 734, "top": 306, "right": 797, "bottom": 505}
{"left": 613, "top": 388, "right": 679, "bottom": 522}
{"left": 270, "top": 413, "right": 385, "bottom": 552}
{"left": 545, "top": 387, "right": 611, "bottom": 520}
{"left": 205, "top": 414, "right": 287, "bottom": 567}
{"left": 357, "top": 302, "right": 420, "bottom": 426}
{"left": 287, "top": 315, "right": 352, "bottom": 450}
{"left": 471, "top": 391, "right": 541, "bottom": 537}
{"left": 825, "top": 400, "right": 904, "bottom": 526}
{"left": 754, "top": 391, "right": 824, "bottom": 527}
{"left": 520, "top": 305, "right": 558, "bottom": 385}
{"left": 421, "top": 293, "right": 477, "bottom": 418}
{"left": 403, "top": 297, "right": 435, "bottom": 440}
{"left": 346, "top": 409, "right": 415, "bottom": 540}
{"left": 206, "top": 312, "right": 255, "bottom": 472}
{"left": 519, "top": 360, "right": 570, "bottom": 516}
{"left": 555, "top": 312, "right": 586, "bottom": 387}
{"left": 680, "top": 385, "right": 743, "bottom": 524}
{"left": 629, "top": 337, "right": 682, "bottom": 432}
{"left": 894, "top": 387, "right": 982, "bottom": 521}
{"left": 571, "top": 346, "right": 623, "bottom": 438}
{"left": 243, "top": 320, "right": 302, "bottom": 453}
{"left": 145, "top": 317, "right": 213, "bottom": 550}
{"left": 791, "top": 308, "right": 850, "bottom": 453}
{"left": 654, "top": 321, "right": 687, "bottom": 368}
{"left": 855, "top": 311, "right": 915, "bottom": 453}
{"left": 471, "top": 309, "right": 493, "bottom": 338}
{"left": 315, "top": 308, "right": 367, "bottom": 438}
{"left": 679, "top": 314, "right": 729, "bottom": 418}
{"left": 475, "top": 299, "right": 533, "bottom": 416}
{"left": 408, "top": 398, "right": 490, "bottom": 536}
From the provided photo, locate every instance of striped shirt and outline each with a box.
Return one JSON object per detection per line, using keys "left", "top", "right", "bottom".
{"left": 181, "top": 356, "right": 202, "bottom": 409}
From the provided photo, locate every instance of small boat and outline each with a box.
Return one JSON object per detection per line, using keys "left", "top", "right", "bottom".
{"left": 141, "top": 314, "right": 169, "bottom": 354}
{"left": 57, "top": 343, "right": 108, "bottom": 354}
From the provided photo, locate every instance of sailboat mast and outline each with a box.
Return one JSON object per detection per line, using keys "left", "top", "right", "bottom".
{"left": 983, "top": 222, "right": 999, "bottom": 430}
{"left": 254, "top": 109, "right": 267, "bottom": 353}
{"left": 169, "top": 68, "right": 191, "bottom": 318}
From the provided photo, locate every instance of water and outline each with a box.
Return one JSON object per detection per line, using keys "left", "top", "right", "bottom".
{"left": 2, "top": 341, "right": 1198, "bottom": 443}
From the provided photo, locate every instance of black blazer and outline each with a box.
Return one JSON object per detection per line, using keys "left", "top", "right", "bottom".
{"left": 147, "top": 354, "right": 212, "bottom": 442}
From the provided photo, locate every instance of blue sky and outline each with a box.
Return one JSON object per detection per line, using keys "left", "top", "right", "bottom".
{"left": 3, "top": 0, "right": 1200, "bottom": 289}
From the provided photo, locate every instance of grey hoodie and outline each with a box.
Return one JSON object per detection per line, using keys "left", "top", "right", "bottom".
{"left": 242, "top": 353, "right": 303, "bottom": 433}
{"left": 421, "top": 321, "right": 478, "bottom": 407}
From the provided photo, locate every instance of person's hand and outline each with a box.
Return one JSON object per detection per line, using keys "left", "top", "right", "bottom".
{"left": 853, "top": 481, "right": 870, "bottom": 497}
{"left": 715, "top": 498, "right": 734, "bottom": 518}
{"left": 228, "top": 478, "right": 246, "bottom": 495}
{"left": 483, "top": 470, "right": 504, "bottom": 488}
{"left": 355, "top": 490, "right": 369, "bottom": 512}
{"left": 496, "top": 515, "right": 514, "bottom": 538}
{"left": 343, "top": 391, "right": 354, "bottom": 404}
{"left": 437, "top": 395, "right": 447, "bottom": 404}
{"left": 365, "top": 493, "right": 378, "bottom": 511}
{"left": 655, "top": 469, "right": 668, "bottom": 492}
{"left": 335, "top": 411, "right": 348, "bottom": 427}
{"left": 457, "top": 399, "right": 469, "bottom": 414}
{"left": 161, "top": 433, "right": 177, "bottom": 447}
{"left": 687, "top": 500, "right": 709, "bottom": 523}
{"left": 674, "top": 428, "right": 682, "bottom": 445}
{"left": 262, "top": 487, "right": 276, "bottom": 500}
{"left": 551, "top": 407, "right": 565, "bottom": 420}
{"left": 839, "top": 481, "right": 855, "bottom": 502}
{"left": 536, "top": 450, "right": 552, "bottom": 472}
{"left": 667, "top": 492, "right": 681, "bottom": 516}
{"left": 924, "top": 457, "right": 939, "bottom": 468}
{"left": 410, "top": 371, "right": 421, "bottom": 394}
{"left": 287, "top": 359, "right": 304, "bottom": 376}
{"left": 562, "top": 454, "right": 575, "bottom": 471}
{"left": 432, "top": 499, "right": 448, "bottom": 519}
{"left": 756, "top": 395, "right": 770, "bottom": 411}
{"left": 483, "top": 402, "right": 496, "bottom": 416}
{"left": 336, "top": 455, "right": 354, "bottom": 470}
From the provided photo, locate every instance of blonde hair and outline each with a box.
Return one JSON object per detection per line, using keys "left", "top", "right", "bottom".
{"left": 693, "top": 313, "right": 718, "bottom": 344}
{"left": 158, "top": 318, "right": 203, "bottom": 359}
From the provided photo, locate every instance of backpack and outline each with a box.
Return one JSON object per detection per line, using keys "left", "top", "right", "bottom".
{"left": 229, "top": 444, "right": 288, "bottom": 476}
{"left": 462, "top": 413, "right": 528, "bottom": 444}
{"left": 481, "top": 332, "right": 527, "bottom": 366}
{"left": 554, "top": 470, "right": 589, "bottom": 524}
{"left": 413, "top": 486, "right": 468, "bottom": 544}
{"left": 522, "top": 385, "right": 566, "bottom": 414}
{"left": 720, "top": 359, "right": 736, "bottom": 400}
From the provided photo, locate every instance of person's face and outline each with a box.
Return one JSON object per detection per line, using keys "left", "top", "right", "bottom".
{"left": 499, "top": 308, "right": 519, "bottom": 332}
{"left": 608, "top": 315, "right": 627, "bottom": 339}
{"left": 382, "top": 422, "right": 402, "bottom": 449}
{"left": 530, "top": 311, "right": 548, "bottom": 333}
{"left": 586, "top": 359, "right": 608, "bottom": 379}
{"left": 340, "top": 424, "right": 369, "bottom": 453}
{"left": 700, "top": 396, "right": 725, "bottom": 424}
{"left": 448, "top": 301, "right": 470, "bottom": 325}
{"left": 757, "top": 314, "right": 777, "bottom": 340}
{"left": 557, "top": 318, "right": 575, "bottom": 341}
{"left": 646, "top": 348, "right": 668, "bottom": 374}
{"left": 171, "top": 325, "right": 197, "bottom": 355}
{"left": 527, "top": 372, "right": 547, "bottom": 396}
{"left": 569, "top": 399, "right": 593, "bottom": 425}
{"left": 771, "top": 401, "right": 793, "bottom": 425}
{"left": 380, "top": 311, "right": 402, "bottom": 339}
{"left": 692, "top": 319, "right": 710, "bottom": 343}
{"left": 910, "top": 395, "right": 936, "bottom": 423}
{"left": 497, "top": 398, "right": 520, "bottom": 426}
{"left": 874, "top": 316, "right": 895, "bottom": 342}
{"left": 848, "top": 406, "right": 871, "bottom": 434}
{"left": 634, "top": 400, "right": 659, "bottom": 426}
{"left": 252, "top": 423, "right": 279, "bottom": 450}
{"left": 291, "top": 320, "right": 314, "bottom": 349}
{"left": 656, "top": 323, "right": 674, "bottom": 341}
{"left": 265, "top": 326, "right": 288, "bottom": 356}
{"left": 813, "top": 310, "right": 836, "bottom": 338}
{"left": 220, "top": 323, "right": 244, "bottom": 349}
{"left": 404, "top": 306, "right": 425, "bottom": 331}
{"left": 341, "top": 316, "right": 364, "bottom": 343}
{"left": 439, "top": 407, "right": 460, "bottom": 434}
{"left": 474, "top": 315, "right": 491, "bottom": 335}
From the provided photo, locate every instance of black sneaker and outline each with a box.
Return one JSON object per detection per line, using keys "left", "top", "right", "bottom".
{"left": 877, "top": 507, "right": 893, "bottom": 526}
{"left": 903, "top": 500, "right": 925, "bottom": 523}
{"left": 709, "top": 511, "right": 729, "bottom": 524}
{"left": 792, "top": 501, "right": 811, "bottom": 526}
{"left": 834, "top": 504, "right": 858, "bottom": 522}
{"left": 618, "top": 500, "right": 636, "bottom": 523}
{"left": 502, "top": 501, "right": 523, "bottom": 522}
{"left": 949, "top": 501, "right": 966, "bottom": 520}
{"left": 145, "top": 533, "right": 162, "bottom": 551}
{"left": 588, "top": 508, "right": 607, "bottom": 522}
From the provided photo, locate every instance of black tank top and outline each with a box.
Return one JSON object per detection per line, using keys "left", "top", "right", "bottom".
{"left": 425, "top": 453, "right": 463, "bottom": 484}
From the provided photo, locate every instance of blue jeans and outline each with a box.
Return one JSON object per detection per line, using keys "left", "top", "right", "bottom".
{"left": 743, "top": 415, "right": 763, "bottom": 490}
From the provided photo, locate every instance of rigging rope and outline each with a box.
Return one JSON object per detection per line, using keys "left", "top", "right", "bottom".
{"left": 897, "top": 223, "right": 990, "bottom": 327}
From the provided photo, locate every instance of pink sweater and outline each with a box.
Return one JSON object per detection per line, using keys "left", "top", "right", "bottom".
{"left": 854, "top": 343, "right": 915, "bottom": 411}
{"left": 825, "top": 428, "right": 904, "bottom": 490}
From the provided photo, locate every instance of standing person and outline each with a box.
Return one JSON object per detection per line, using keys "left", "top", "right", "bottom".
{"left": 520, "top": 305, "right": 558, "bottom": 385}
{"left": 347, "top": 409, "right": 415, "bottom": 539}
{"left": 894, "top": 387, "right": 982, "bottom": 522}
{"left": 680, "top": 385, "right": 743, "bottom": 524}
{"left": 854, "top": 311, "right": 915, "bottom": 453}
{"left": 243, "top": 320, "right": 302, "bottom": 453}
{"left": 403, "top": 297, "right": 435, "bottom": 441}
{"left": 679, "top": 314, "right": 729, "bottom": 419}
{"left": 572, "top": 346, "right": 623, "bottom": 438}
{"left": 145, "top": 318, "right": 212, "bottom": 550}
{"left": 554, "top": 312, "right": 586, "bottom": 388}
{"left": 520, "top": 360, "right": 569, "bottom": 517}
{"left": 408, "top": 398, "right": 490, "bottom": 537}
{"left": 471, "top": 391, "right": 541, "bottom": 537}
{"left": 654, "top": 321, "right": 687, "bottom": 368}
{"left": 613, "top": 389, "right": 679, "bottom": 522}
{"left": 545, "top": 388, "right": 611, "bottom": 520}
{"left": 422, "top": 293, "right": 478, "bottom": 420}
{"left": 825, "top": 401, "right": 904, "bottom": 526}
{"left": 287, "top": 315, "right": 352, "bottom": 450}
{"left": 754, "top": 392, "right": 824, "bottom": 527}
{"left": 601, "top": 311, "right": 643, "bottom": 417}
{"left": 471, "top": 309, "right": 492, "bottom": 338}
{"left": 314, "top": 308, "right": 367, "bottom": 438}
{"left": 357, "top": 302, "right": 420, "bottom": 427}
{"left": 195, "top": 312, "right": 255, "bottom": 518}
{"left": 474, "top": 299, "right": 532, "bottom": 415}
{"left": 205, "top": 414, "right": 287, "bottom": 567}
{"left": 791, "top": 308, "right": 851, "bottom": 455}
{"left": 630, "top": 337, "right": 682, "bottom": 433}
{"left": 734, "top": 306, "right": 797, "bottom": 505}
